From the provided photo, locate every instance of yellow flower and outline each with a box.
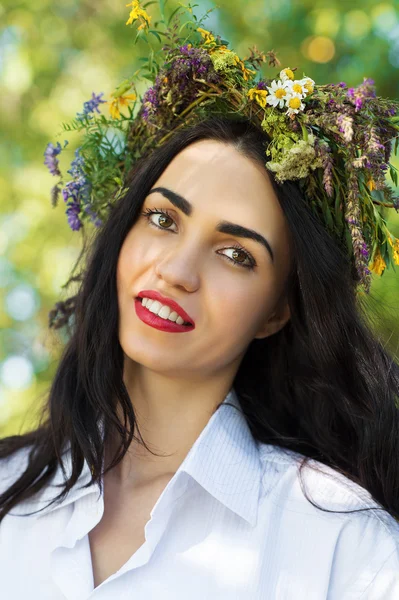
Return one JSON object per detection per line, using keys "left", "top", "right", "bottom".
{"left": 208, "top": 44, "right": 231, "bottom": 56}
{"left": 126, "top": 0, "right": 152, "bottom": 31}
{"left": 388, "top": 236, "right": 399, "bottom": 265}
{"left": 288, "top": 96, "right": 302, "bottom": 110}
{"left": 367, "top": 177, "right": 376, "bottom": 191}
{"left": 247, "top": 88, "right": 268, "bottom": 109}
{"left": 197, "top": 27, "right": 216, "bottom": 45}
{"left": 369, "top": 248, "right": 386, "bottom": 275}
{"left": 237, "top": 59, "right": 257, "bottom": 81}
{"left": 280, "top": 67, "right": 295, "bottom": 82}
{"left": 108, "top": 92, "right": 137, "bottom": 120}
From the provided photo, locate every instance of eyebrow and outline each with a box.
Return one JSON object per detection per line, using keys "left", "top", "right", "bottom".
{"left": 147, "top": 186, "right": 274, "bottom": 262}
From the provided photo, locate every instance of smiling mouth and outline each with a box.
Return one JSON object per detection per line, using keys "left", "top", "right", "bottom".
{"left": 137, "top": 297, "right": 192, "bottom": 326}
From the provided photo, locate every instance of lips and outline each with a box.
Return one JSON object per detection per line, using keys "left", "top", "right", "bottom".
{"left": 136, "top": 290, "right": 195, "bottom": 326}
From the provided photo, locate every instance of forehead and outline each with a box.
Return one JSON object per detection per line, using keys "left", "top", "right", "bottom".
{"left": 151, "top": 139, "right": 292, "bottom": 274}
{"left": 162, "top": 139, "right": 269, "bottom": 191}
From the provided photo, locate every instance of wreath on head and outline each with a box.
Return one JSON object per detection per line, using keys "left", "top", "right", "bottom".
{"left": 44, "top": 0, "right": 399, "bottom": 329}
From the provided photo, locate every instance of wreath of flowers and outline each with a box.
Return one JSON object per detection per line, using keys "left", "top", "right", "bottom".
{"left": 44, "top": 0, "right": 399, "bottom": 327}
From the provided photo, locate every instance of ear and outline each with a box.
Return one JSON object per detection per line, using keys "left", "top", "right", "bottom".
{"left": 253, "top": 297, "right": 291, "bottom": 340}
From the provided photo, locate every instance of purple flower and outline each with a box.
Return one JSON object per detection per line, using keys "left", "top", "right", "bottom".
{"left": 347, "top": 87, "right": 355, "bottom": 99}
{"left": 83, "top": 204, "right": 103, "bottom": 228}
{"left": 355, "top": 97, "right": 363, "bottom": 112}
{"left": 141, "top": 85, "right": 159, "bottom": 122}
{"left": 66, "top": 201, "right": 82, "bottom": 231}
{"left": 76, "top": 92, "right": 106, "bottom": 121}
{"left": 347, "top": 77, "right": 376, "bottom": 111}
{"left": 61, "top": 148, "right": 92, "bottom": 231}
{"left": 179, "top": 44, "right": 192, "bottom": 54}
{"left": 44, "top": 140, "right": 68, "bottom": 176}
{"left": 256, "top": 81, "right": 268, "bottom": 90}
{"left": 338, "top": 82, "right": 347, "bottom": 88}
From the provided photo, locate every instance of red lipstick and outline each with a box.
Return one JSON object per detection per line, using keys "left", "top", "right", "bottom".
{"left": 135, "top": 290, "right": 195, "bottom": 333}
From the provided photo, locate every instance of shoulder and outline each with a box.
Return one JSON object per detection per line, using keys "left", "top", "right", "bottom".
{"left": 257, "top": 441, "right": 399, "bottom": 528}
{"left": 257, "top": 442, "right": 399, "bottom": 598}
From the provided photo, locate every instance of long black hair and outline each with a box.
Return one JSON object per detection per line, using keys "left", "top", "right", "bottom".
{"left": 1, "top": 115, "right": 399, "bottom": 523}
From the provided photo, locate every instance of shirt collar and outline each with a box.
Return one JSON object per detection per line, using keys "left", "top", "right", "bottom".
{"left": 178, "top": 388, "right": 261, "bottom": 527}
{"left": 17, "top": 388, "right": 261, "bottom": 527}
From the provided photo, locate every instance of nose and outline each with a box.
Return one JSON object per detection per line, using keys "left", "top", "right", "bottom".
{"left": 154, "top": 242, "right": 200, "bottom": 292}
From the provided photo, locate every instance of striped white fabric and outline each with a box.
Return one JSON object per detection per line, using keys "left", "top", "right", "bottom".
{"left": 1, "top": 387, "right": 399, "bottom": 599}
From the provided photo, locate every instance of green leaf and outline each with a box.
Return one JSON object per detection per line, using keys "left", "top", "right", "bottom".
{"left": 141, "top": 71, "right": 155, "bottom": 80}
{"left": 158, "top": 0, "right": 165, "bottom": 20}
{"left": 149, "top": 29, "right": 163, "bottom": 43}
{"left": 371, "top": 189, "right": 386, "bottom": 204}
{"left": 389, "top": 165, "right": 398, "bottom": 187}
{"left": 134, "top": 30, "right": 145, "bottom": 44}
{"left": 300, "top": 123, "right": 308, "bottom": 142}
{"left": 344, "top": 226, "right": 354, "bottom": 258}
{"left": 321, "top": 194, "right": 333, "bottom": 232}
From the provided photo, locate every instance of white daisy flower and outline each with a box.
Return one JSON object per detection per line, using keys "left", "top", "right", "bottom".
{"left": 299, "top": 76, "right": 315, "bottom": 96}
{"left": 279, "top": 68, "right": 295, "bottom": 82}
{"left": 285, "top": 79, "right": 308, "bottom": 99}
{"left": 285, "top": 93, "right": 305, "bottom": 116}
{"left": 266, "top": 79, "right": 291, "bottom": 109}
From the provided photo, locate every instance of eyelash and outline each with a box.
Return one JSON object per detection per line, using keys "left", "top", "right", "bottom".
{"left": 141, "top": 207, "right": 257, "bottom": 270}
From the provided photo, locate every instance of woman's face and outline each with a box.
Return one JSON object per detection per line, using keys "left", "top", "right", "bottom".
{"left": 116, "top": 139, "right": 292, "bottom": 379}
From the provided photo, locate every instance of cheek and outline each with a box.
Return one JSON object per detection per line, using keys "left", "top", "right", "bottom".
{"left": 210, "top": 280, "right": 274, "bottom": 337}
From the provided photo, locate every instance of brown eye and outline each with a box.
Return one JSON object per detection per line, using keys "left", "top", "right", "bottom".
{"left": 220, "top": 245, "right": 256, "bottom": 269}
{"left": 158, "top": 214, "right": 173, "bottom": 228}
{"left": 231, "top": 248, "right": 247, "bottom": 263}
{"left": 141, "top": 208, "right": 177, "bottom": 232}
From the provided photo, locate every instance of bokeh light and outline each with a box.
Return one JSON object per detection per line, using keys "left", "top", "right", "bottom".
{"left": 343, "top": 11, "right": 371, "bottom": 40}
{"left": 0, "top": 355, "right": 34, "bottom": 390}
{"left": 5, "top": 283, "right": 39, "bottom": 321}
{"left": 371, "top": 3, "right": 398, "bottom": 38}
{"left": 301, "top": 36, "right": 335, "bottom": 63}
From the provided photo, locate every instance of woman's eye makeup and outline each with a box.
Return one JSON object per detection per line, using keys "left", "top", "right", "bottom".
{"left": 140, "top": 207, "right": 257, "bottom": 271}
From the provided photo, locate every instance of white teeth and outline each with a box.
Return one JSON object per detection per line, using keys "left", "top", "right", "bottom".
{"left": 148, "top": 300, "right": 162, "bottom": 315}
{"left": 158, "top": 305, "right": 172, "bottom": 320}
{"left": 140, "top": 297, "right": 188, "bottom": 325}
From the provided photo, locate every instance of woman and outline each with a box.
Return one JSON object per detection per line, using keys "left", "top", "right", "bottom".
{"left": 1, "top": 115, "right": 399, "bottom": 598}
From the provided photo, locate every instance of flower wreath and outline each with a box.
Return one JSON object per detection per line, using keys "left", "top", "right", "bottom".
{"left": 44, "top": 0, "right": 399, "bottom": 329}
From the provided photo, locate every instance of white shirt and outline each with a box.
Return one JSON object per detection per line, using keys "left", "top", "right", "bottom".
{"left": 1, "top": 387, "right": 399, "bottom": 599}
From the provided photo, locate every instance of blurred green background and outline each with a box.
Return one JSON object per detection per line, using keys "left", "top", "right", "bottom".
{"left": 1, "top": 0, "right": 398, "bottom": 437}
